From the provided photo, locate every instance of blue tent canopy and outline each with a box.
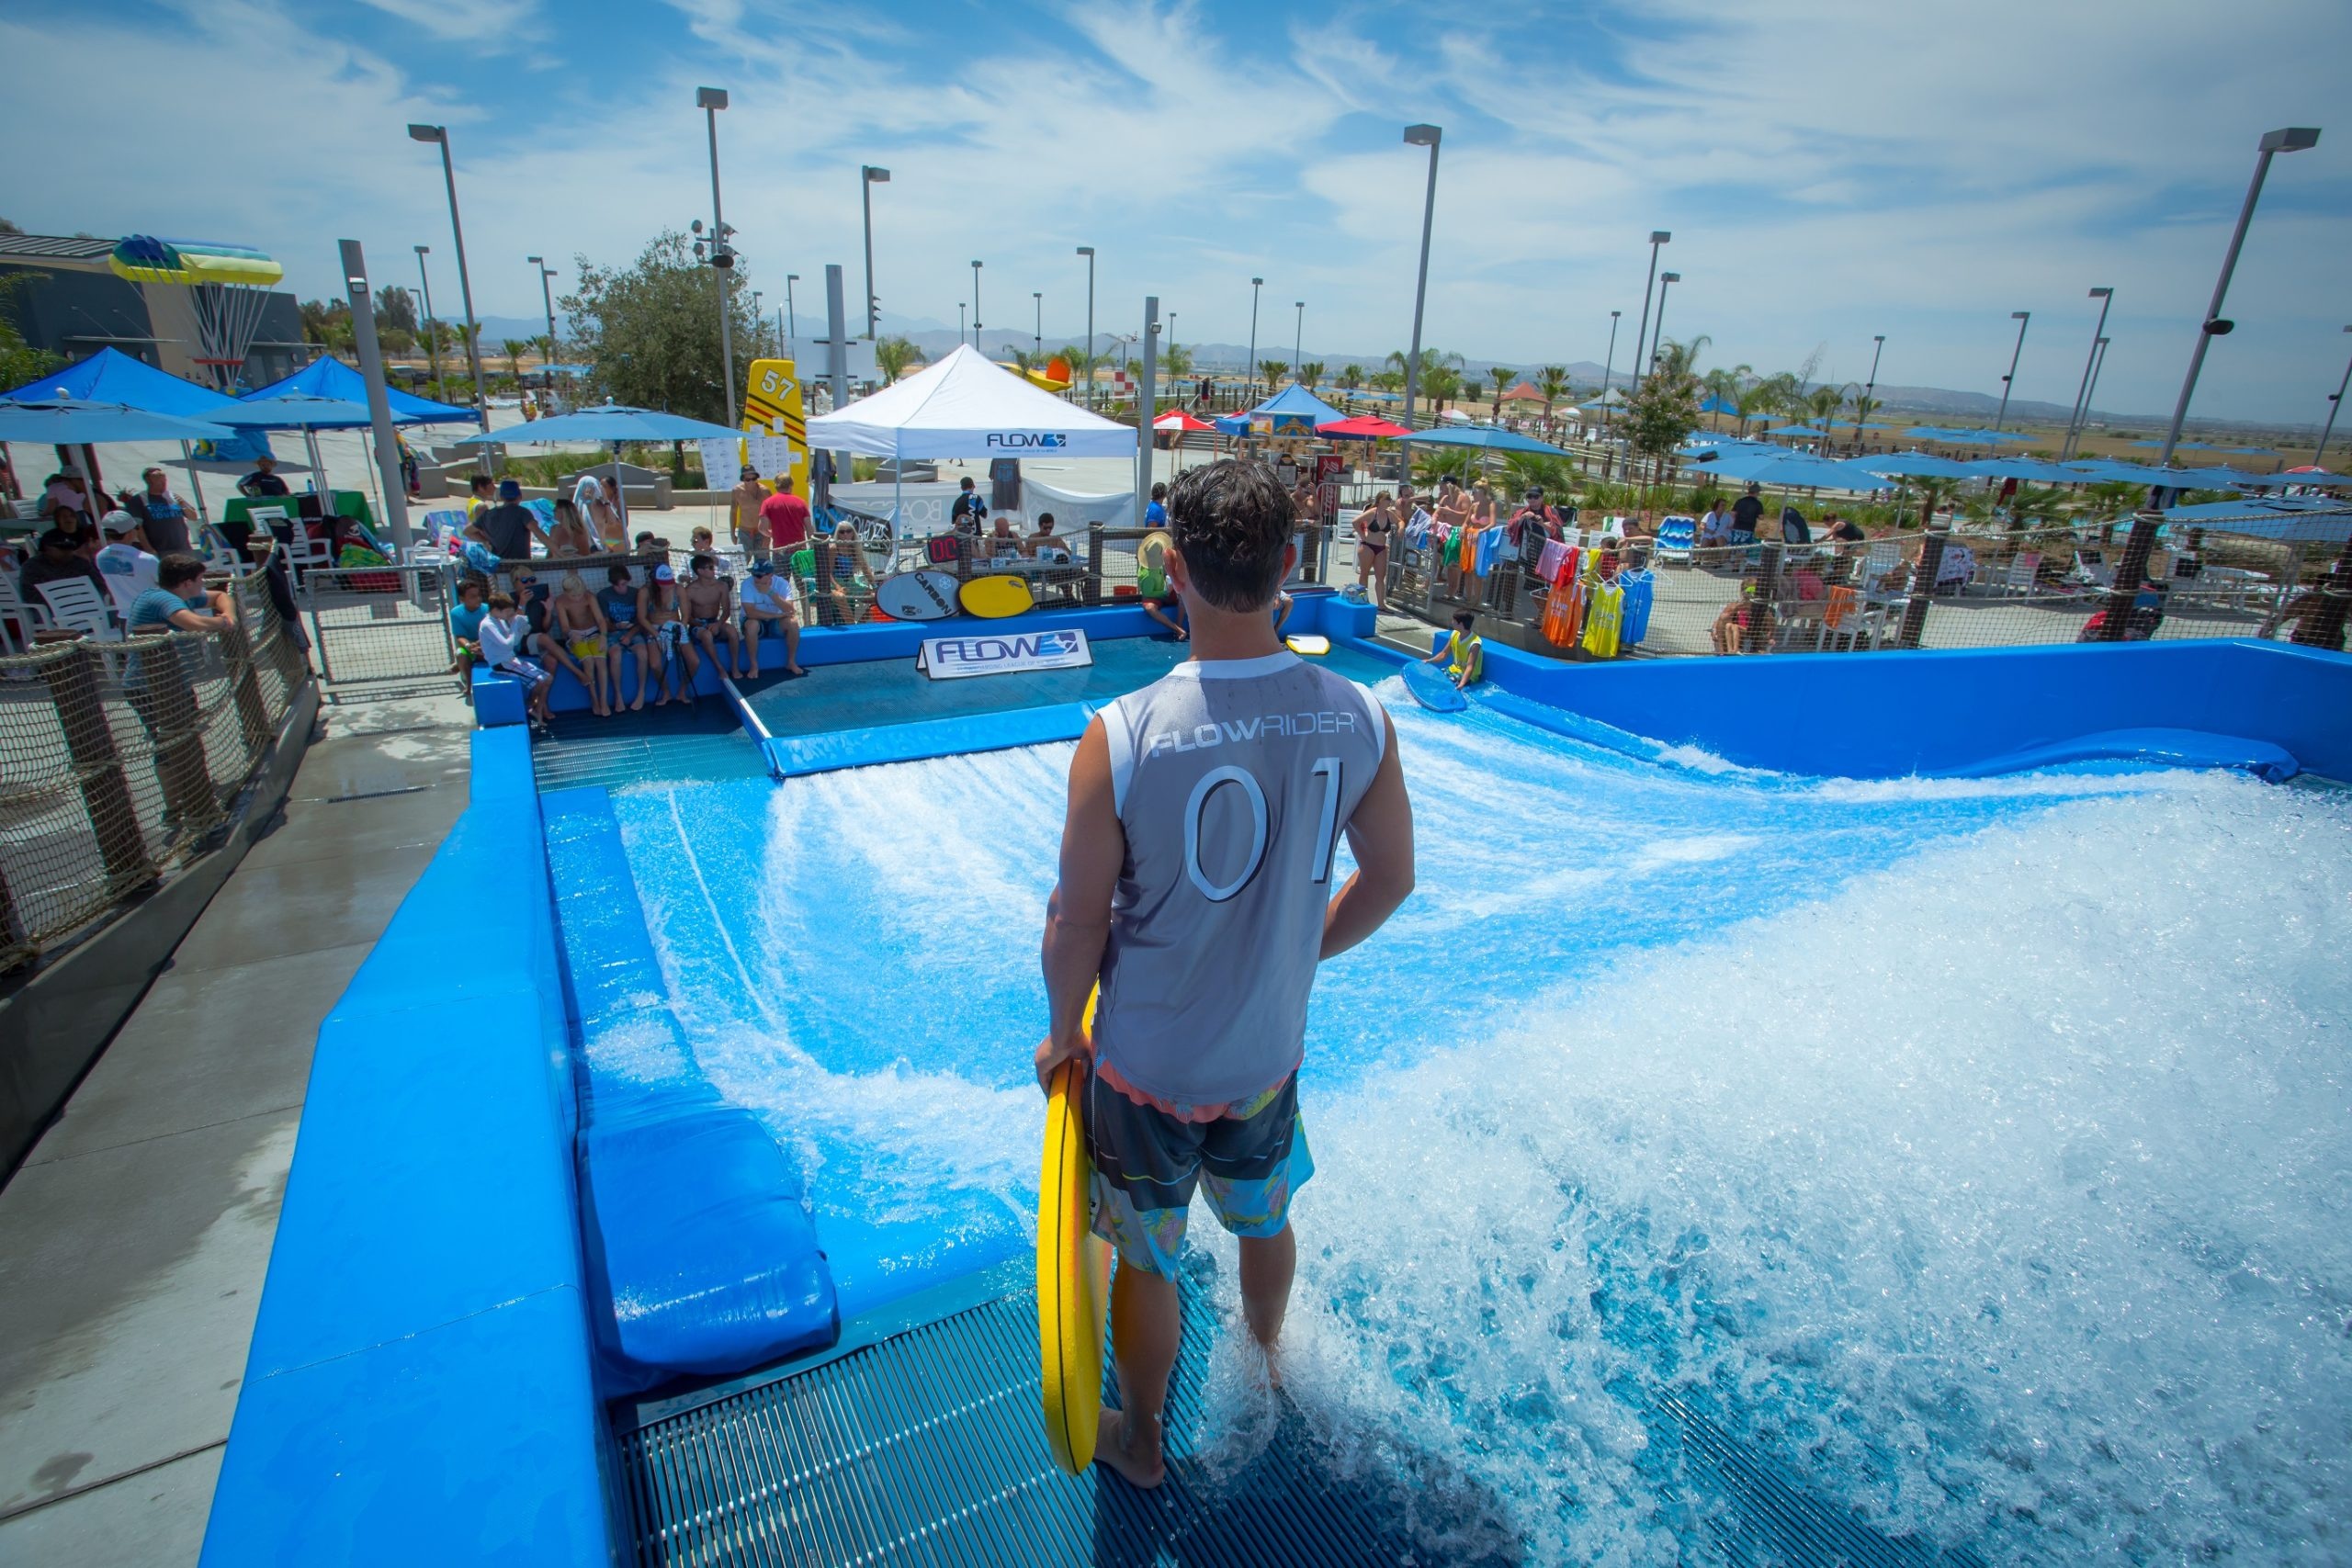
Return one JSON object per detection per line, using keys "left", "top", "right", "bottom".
{"left": 1244, "top": 383, "right": 1348, "bottom": 435}
{"left": 214, "top": 392, "right": 379, "bottom": 430}
{"left": 244, "top": 355, "right": 476, "bottom": 425}
{"left": 1768, "top": 423, "right": 1831, "bottom": 438}
{"left": 1905, "top": 425, "right": 2032, "bottom": 445}
{"left": 1696, "top": 449, "right": 1888, "bottom": 490}
{"left": 1212, "top": 413, "right": 1250, "bottom": 436}
{"left": 0, "top": 400, "right": 238, "bottom": 445}
{"left": 2155, "top": 495, "right": 2350, "bottom": 543}
{"left": 1847, "top": 451, "right": 1977, "bottom": 479}
{"left": 1966, "top": 457, "right": 2083, "bottom": 483}
{"left": 3, "top": 345, "right": 238, "bottom": 416}
{"left": 1389, "top": 423, "right": 1572, "bottom": 456}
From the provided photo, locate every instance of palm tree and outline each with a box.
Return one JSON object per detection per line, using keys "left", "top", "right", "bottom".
{"left": 1297, "top": 360, "right": 1325, "bottom": 389}
{"left": 1702, "top": 365, "right": 1748, "bottom": 431}
{"left": 1536, "top": 366, "right": 1570, "bottom": 426}
{"left": 1372, "top": 368, "right": 1405, "bottom": 394}
{"left": 1011, "top": 347, "right": 1038, "bottom": 372}
{"left": 1804, "top": 385, "right": 1845, "bottom": 442}
{"left": 1649, "top": 335, "right": 1706, "bottom": 383}
{"left": 1842, "top": 389, "right": 1883, "bottom": 452}
{"left": 1340, "top": 364, "right": 1364, "bottom": 392}
{"left": 1487, "top": 367, "right": 1515, "bottom": 405}
{"left": 1424, "top": 363, "right": 1462, "bottom": 412}
{"left": 1260, "top": 357, "right": 1289, "bottom": 390}
{"left": 1055, "top": 343, "right": 1093, "bottom": 388}
{"left": 1162, "top": 341, "right": 1195, "bottom": 379}
{"left": 875, "top": 335, "right": 922, "bottom": 384}
{"left": 1463, "top": 377, "right": 1484, "bottom": 407}
{"left": 501, "top": 338, "right": 526, "bottom": 378}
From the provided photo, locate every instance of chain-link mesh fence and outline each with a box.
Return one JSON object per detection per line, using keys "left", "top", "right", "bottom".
{"left": 1363, "top": 509, "right": 2342, "bottom": 660}
{"left": 0, "top": 564, "right": 310, "bottom": 972}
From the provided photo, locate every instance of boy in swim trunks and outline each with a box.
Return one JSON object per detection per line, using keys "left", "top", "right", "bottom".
{"left": 682, "top": 551, "right": 745, "bottom": 681}
{"left": 737, "top": 559, "right": 803, "bottom": 680}
{"left": 599, "top": 566, "right": 651, "bottom": 710}
{"left": 553, "top": 570, "right": 613, "bottom": 716}
{"left": 1035, "top": 458, "right": 1418, "bottom": 1491}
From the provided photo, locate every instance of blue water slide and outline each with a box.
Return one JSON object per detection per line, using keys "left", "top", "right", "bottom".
{"left": 542, "top": 786, "right": 836, "bottom": 1387}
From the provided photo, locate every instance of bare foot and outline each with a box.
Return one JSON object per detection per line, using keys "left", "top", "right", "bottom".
{"left": 785, "top": 663, "right": 807, "bottom": 677}
{"left": 1093, "top": 1408, "right": 1165, "bottom": 1490}
{"left": 629, "top": 696, "right": 644, "bottom": 712}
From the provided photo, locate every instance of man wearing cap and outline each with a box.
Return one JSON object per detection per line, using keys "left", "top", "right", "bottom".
{"left": 19, "top": 526, "right": 107, "bottom": 609}
{"left": 237, "top": 453, "right": 292, "bottom": 501}
{"left": 469, "top": 478, "right": 552, "bottom": 562}
{"left": 1508, "top": 486, "right": 1559, "bottom": 548}
{"left": 95, "top": 512, "right": 161, "bottom": 613}
{"left": 737, "top": 558, "right": 803, "bottom": 680}
{"left": 729, "top": 466, "right": 770, "bottom": 560}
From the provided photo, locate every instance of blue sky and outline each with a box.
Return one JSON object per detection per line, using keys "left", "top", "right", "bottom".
{"left": 6, "top": 0, "right": 2348, "bottom": 423}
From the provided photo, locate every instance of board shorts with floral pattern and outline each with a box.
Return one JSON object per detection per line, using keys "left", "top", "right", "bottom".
{"left": 1084, "top": 1066, "right": 1312, "bottom": 1278}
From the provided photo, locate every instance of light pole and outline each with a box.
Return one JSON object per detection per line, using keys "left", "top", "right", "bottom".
{"left": 2316, "top": 324, "right": 2352, "bottom": 466}
{"left": 1629, "top": 230, "right": 1669, "bottom": 400}
{"left": 413, "top": 243, "right": 440, "bottom": 390}
{"left": 1034, "top": 291, "right": 1043, "bottom": 362}
{"left": 1401, "top": 123, "right": 1442, "bottom": 427}
{"left": 694, "top": 86, "right": 737, "bottom": 425}
{"left": 2156, "top": 127, "right": 2321, "bottom": 468}
{"left": 857, "top": 165, "right": 889, "bottom": 340}
{"left": 2081, "top": 336, "right": 2111, "bottom": 444}
{"left": 1860, "top": 333, "right": 1885, "bottom": 452}
{"left": 405, "top": 124, "right": 489, "bottom": 432}
{"left": 786, "top": 274, "right": 798, "bottom": 345}
{"left": 2060, "top": 288, "right": 2114, "bottom": 460}
{"left": 526, "top": 255, "right": 558, "bottom": 366}
{"left": 1992, "top": 310, "right": 2030, "bottom": 433}
{"left": 970, "top": 260, "right": 982, "bottom": 351}
{"left": 1248, "top": 276, "right": 1262, "bottom": 399}
{"left": 1292, "top": 300, "right": 1304, "bottom": 381}
{"left": 1650, "top": 272, "right": 1681, "bottom": 374}
{"left": 959, "top": 303, "right": 967, "bottom": 345}
{"left": 1076, "top": 246, "right": 1096, "bottom": 410}
{"left": 1600, "top": 309, "right": 1621, "bottom": 433}
{"left": 751, "top": 289, "right": 763, "bottom": 355}
{"left": 340, "top": 240, "right": 412, "bottom": 551}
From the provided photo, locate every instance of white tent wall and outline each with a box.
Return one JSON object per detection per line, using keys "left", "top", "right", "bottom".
{"left": 805, "top": 344, "right": 1132, "bottom": 459}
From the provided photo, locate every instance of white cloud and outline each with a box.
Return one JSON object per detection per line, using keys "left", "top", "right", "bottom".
{"left": 353, "top": 0, "right": 541, "bottom": 45}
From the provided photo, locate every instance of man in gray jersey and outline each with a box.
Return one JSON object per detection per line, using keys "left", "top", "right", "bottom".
{"left": 1037, "top": 459, "right": 1417, "bottom": 1490}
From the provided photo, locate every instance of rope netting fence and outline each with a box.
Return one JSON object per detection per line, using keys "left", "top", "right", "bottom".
{"left": 0, "top": 566, "right": 310, "bottom": 972}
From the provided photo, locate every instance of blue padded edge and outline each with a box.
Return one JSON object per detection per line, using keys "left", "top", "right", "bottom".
{"left": 470, "top": 664, "right": 526, "bottom": 728}
{"left": 1932, "top": 726, "right": 2301, "bottom": 783}
{"left": 201, "top": 725, "right": 607, "bottom": 1565}
{"left": 764, "top": 700, "right": 1098, "bottom": 778}
{"left": 1450, "top": 636, "right": 2352, "bottom": 783}
{"left": 540, "top": 786, "right": 838, "bottom": 1388}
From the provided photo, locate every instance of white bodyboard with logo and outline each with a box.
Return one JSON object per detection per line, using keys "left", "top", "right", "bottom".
{"left": 918, "top": 628, "right": 1094, "bottom": 681}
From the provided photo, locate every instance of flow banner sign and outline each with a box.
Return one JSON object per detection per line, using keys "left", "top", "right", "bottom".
{"left": 918, "top": 628, "right": 1093, "bottom": 681}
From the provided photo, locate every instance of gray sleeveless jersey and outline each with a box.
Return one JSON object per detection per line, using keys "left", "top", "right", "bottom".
{"left": 1093, "top": 650, "right": 1386, "bottom": 1104}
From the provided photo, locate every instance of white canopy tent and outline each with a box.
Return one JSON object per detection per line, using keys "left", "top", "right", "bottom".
{"left": 806, "top": 344, "right": 1137, "bottom": 557}
{"left": 806, "top": 344, "right": 1132, "bottom": 458}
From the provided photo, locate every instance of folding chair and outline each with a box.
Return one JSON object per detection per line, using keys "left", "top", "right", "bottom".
{"left": 34, "top": 576, "right": 123, "bottom": 641}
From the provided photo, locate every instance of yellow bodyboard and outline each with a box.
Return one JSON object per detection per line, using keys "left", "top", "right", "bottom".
{"left": 741, "top": 358, "right": 809, "bottom": 499}
{"left": 959, "top": 574, "right": 1035, "bottom": 618}
{"left": 1284, "top": 634, "right": 1330, "bottom": 655}
{"left": 1039, "top": 991, "right": 1113, "bottom": 1474}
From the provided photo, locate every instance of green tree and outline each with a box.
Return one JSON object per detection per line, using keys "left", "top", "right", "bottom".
{"left": 530, "top": 333, "right": 553, "bottom": 364}
{"left": 560, "top": 230, "right": 760, "bottom": 423}
{"left": 1536, "top": 366, "right": 1571, "bottom": 424}
{"left": 876, "top": 334, "right": 922, "bottom": 384}
{"left": 0, "top": 274, "right": 63, "bottom": 389}
{"left": 1804, "top": 383, "right": 1845, "bottom": 437}
{"left": 1463, "top": 377, "right": 1484, "bottom": 406}
{"left": 1843, "top": 388, "right": 1883, "bottom": 451}
{"left": 1297, "top": 360, "right": 1324, "bottom": 389}
{"left": 501, "top": 338, "right": 526, "bottom": 378}
{"left": 1340, "top": 364, "right": 1364, "bottom": 391}
{"left": 375, "top": 284, "right": 419, "bottom": 334}
{"left": 1161, "top": 341, "right": 1195, "bottom": 379}
{"left": 1487, "top": 367, "right": 1514, "bottom": 402}
{"left": 1260, "top": 357, "right": 1289, "bottom": 389}
{"left": 1623, "top": 345, "right": 1702, "bottom": 479}
{"left": 1371, "top": 368, "right": 1405, "bottom": 394}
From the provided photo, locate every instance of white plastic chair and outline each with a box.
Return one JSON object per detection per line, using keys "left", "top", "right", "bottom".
{"left": 0, "top": 574, "right": 48, "bottom": 651}
{"left": 34, "top": 576, "right": 122, "bottom": 641}
{"left": 1998, "top": 551, "right": 2042, "bottom": 595}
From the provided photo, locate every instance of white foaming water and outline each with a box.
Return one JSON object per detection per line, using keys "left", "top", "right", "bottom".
{"left": 590, "top": 690, "right": 2352, "bottom": 1562}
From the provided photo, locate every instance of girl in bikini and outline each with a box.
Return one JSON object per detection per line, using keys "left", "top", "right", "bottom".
{"left": 638, "top": 564, "right": 685, "bottom": 705}
{"left": 1353, "top": 491, "right": 1397, "bottom": 608}
{"left": 548, "top": 498, "right": 597, "bottom": 558}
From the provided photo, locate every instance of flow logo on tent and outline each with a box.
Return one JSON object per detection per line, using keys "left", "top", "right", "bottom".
{"left": 985, "top": 433, "right": 1069, "bottom": 449}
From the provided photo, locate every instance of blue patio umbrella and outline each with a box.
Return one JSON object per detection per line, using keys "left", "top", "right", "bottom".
{"left": 1847, "top": 452, "right": 1978, "bottom": 479}
{"left": 2, "top": 347, "right": 264, "bottom": 504}
{"left": 1704, "top": 449, "right": 1888, "bottom": 491}
{"left": 1767, "top": 423, "right": 1831, "bottom": 439}
{"left": 1389, "top": 423, "right": 1573, "bottom": 457}
{"left": 1966, "top": 457, "right": 2083, "bottom": 483}
{"left": 214, "top": 392, "right": 386, "bottom": 502}
{"left": 0, "top": 399, "right": 237, "bottom": 445}
{"left": 2154, "top": 495, "right": 2350, "bottom": 543}
{"left": 453, "top": 404, "right": 745, "bottom": 446}
{"left": 2060, "top": 459, "right": 2205, "bottom": 487}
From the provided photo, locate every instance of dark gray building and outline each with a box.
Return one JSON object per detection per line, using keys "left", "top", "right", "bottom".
{"left": 0, "top": 232, "right": 306, "bottom": 389}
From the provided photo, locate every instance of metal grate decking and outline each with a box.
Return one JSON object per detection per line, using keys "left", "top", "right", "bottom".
{"left": 614, "top": 1278, "right": 2001, "bottom": 1568}
{"left": 531, "top": 705, "right": 771, "bottom": 795}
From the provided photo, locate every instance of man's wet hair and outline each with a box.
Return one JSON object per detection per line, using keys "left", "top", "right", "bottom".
{"left": 1167, "top": 459, "right": 1292, "bottom": 613}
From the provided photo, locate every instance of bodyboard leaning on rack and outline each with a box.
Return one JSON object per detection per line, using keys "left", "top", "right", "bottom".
{"left": 1038, "top": 989, "right": 1113, "bottom": 1474}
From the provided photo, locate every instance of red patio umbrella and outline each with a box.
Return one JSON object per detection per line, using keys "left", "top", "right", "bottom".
{"left": 1318, "top": 414, "right": 1412, "bottom": 439}
{"left": 1153, "top": 409, "right": 1216, "bottom": 432}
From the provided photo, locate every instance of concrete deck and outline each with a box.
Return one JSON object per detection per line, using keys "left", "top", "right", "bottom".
{"left": 0, "top": 692, "right": 472, "bottom": 1564}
